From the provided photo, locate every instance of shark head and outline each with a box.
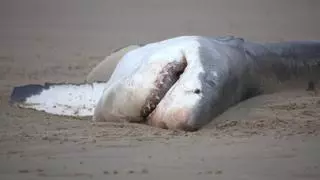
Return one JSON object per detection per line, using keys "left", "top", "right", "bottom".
{"left": 95, "top": 36, "right": 249, "bottom": 131}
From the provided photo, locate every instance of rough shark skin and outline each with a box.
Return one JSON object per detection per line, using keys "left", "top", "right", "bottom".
{"left": 93, "top": 36, "right": 320, "bottom": 131}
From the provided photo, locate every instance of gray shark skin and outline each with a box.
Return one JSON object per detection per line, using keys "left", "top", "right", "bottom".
{"left": 204, "top": 37, "right": 320, "bottom": 130}
{"left": 245, "top": 40, "right": 320, "bottom": 90}
{"left": 141, "top": 36, "right": 320, "bottom": 131}
{"left": 204, "top": 37, "right": 319, "bottom": 130}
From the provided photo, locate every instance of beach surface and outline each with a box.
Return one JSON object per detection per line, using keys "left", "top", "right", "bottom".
{"left": 1, "top": 0, "right": 320, "bottom": 179}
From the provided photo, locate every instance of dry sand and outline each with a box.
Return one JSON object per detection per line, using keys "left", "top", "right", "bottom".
{"left": 0, "top": 0, "right": 320, "bottom": 179}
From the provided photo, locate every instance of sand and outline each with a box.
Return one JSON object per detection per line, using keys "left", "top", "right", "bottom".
{"left": 0, "top": 0, "right": 320, "bottom": 179}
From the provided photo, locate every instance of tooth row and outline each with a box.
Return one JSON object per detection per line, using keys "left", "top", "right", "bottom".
{"left": 140, "top": 61, "right": 187, "bottom": 118}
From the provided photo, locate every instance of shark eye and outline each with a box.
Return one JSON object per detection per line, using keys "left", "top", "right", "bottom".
{"left": 193, "top": 88, "right": 201, "bottom": 94}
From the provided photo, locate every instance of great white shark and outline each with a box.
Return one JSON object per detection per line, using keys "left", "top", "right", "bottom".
{"left": 10, "top": 36, "right": 320, "bottom": 131}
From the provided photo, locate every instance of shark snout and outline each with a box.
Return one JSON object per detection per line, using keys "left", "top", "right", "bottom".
{"left": 147, "top": 107, "right": 198, "bottom": 131}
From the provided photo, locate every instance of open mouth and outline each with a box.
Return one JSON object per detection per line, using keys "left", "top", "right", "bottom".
{"left": 140, "top": 56, "right": 187, "bottom": 119}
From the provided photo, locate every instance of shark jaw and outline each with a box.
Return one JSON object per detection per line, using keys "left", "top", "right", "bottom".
{"left": 140, "top": 56, "right": 187, "bottom": 119}
{"left": 94, "top": 36, "right": 209, "bottom": 131}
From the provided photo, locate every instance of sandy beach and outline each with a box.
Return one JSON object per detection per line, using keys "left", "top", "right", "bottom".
{"left": 1, "top": 0, "right": 320, "bottom": 179}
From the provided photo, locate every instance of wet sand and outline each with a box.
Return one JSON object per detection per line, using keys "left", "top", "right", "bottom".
{"left": 1, "top": 0, "right": 320, "bottom": 179}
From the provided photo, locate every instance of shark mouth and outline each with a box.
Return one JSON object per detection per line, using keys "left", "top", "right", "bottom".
{"left": 140, "top": 57, "right": 187, "bottom": 119}
{"left": 9, "top": 57, "right": 188, "bottom": 119}
{"left": 9, "top": 36, "right": 200, "bottom": 124}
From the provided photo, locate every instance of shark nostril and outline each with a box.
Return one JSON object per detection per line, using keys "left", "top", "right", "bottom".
{"left": 193, "top": 89, "right": 201, "bottom": 94}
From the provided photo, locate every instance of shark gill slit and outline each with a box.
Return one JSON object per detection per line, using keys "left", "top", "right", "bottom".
{"left": 140, "top": 56, "right": 187, "bottom": 119}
